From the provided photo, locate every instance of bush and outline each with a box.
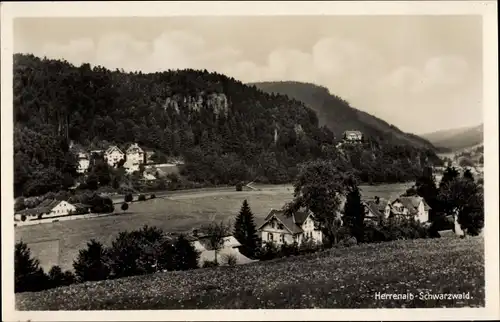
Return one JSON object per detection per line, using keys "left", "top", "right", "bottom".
{"left": 48, "top": 265, "right": 76, "bottom": 288}
{"left": 37, "top": 213, "right": 43, "bottom": 220}
{"left": 15, "top": 241, "right": 49, "bottom": 293}
{"left": 280, "top": 241, "right": 300, "bottom": 257}
{"left": 150, "top": 194, "right": 156, "bottom": 199}
{"left": 124, "top": 193, "right": 133, "bottom": 203}
{"left": 138, "top": 194, "right": 146, "bottom": 201}
{"left": 121, "top": 202, "right": 129, "bottom": 212}
{"left": 235, "top": 182, "right": 243, "bottom": 192}
{"left": 258, "top": 242, "right": 281, "bottom": 261}
{"left": 73, "top": 239, "right": 111, "bottom": 282}
{"left": 202, "top": 260, "right": 219, "bottom": 268}
{"left": 21, "top": 215, "right": 27, "bottom": 222}
{"left": 222, "top": 253, "right": 238, "bottom": 266}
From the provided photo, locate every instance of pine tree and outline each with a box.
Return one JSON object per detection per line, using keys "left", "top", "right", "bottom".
{"left": 73, "top": 239, "right": 110, "bottom": 282}
{"left": 342, "top": 186, "right": 365, "bottom": 243}
{"left": 15, "top": 241, "right": 49, "bottom": 293}
{"left": 173, "top": 234, "right": 200, "bottom": 270}
{"left": 233, "top": 199, "right": 260, "bottom": 258}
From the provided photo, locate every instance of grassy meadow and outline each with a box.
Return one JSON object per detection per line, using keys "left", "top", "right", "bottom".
{"left": 15, "top": 183, "right": 413, "bottom": 272}
{"left": 15, "top": 236, "right": 484, "bottom": 310}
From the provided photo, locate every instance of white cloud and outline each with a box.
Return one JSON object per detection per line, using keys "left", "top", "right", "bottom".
{"left": 20, "top": 30, "right": 479, "bottom": 133}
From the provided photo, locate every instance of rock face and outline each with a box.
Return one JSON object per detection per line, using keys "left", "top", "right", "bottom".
{"left": 163, "top": 93, "right": 229, "bottom": 117}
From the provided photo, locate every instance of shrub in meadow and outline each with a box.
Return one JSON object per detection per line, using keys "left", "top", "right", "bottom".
{"left": 150, "top": 194, "right": 156, "bottom": 199}
{"left": 235, "top": 182, "right": 243, "bottom": 192}
{"left": 73, "top": 239, "right": 111, "bottom": 282}
{"left": 258, "top": 241, "right": 281, "bottom": 261}
{"left": 280, "top": 241, "right": 300, "bottom": 257}
{"left": 124, "top": 193, "right": 133, "bottom": 203}
{"left": 202, "top": 260, "right": 219, "bottom": 268}
{"left": 15, "top": 241, "right": 49, "bottom": 293}
{"left": 223, "top": 253, "right": 238, "bottom": 266}
{"left": 121, "top": 202, "right": 129, "bottom": 212}
{"left": 138, "top": 194, "right": 146, "bottom": 201}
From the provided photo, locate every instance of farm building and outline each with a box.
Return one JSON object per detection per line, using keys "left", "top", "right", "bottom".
{"left": 14, "top": 200, "right": 91, "bottom": 221}
{"left": 125, "top": 143, "right": 145, "bottom": 173}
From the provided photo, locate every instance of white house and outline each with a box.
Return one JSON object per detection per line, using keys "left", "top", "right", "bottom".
{"left": 15, "top": 200, "right": 90, "bottom": 221}
{"left": 104, "top": 146, "right": 125, "bottom": 167}
{"left": 76, "top": 152, "right": 90, "bottom": 174}
{"left": 343, "top": 130, "right": 363, "bottom": 142}
{"left": 257, "top": 209, "right": 323, "bottom": 246}
{"left": 387, "top": 196, "right": 431, "bottom": 223}
{"left": 125, "top": 143, "right": 145, "bottom": 173}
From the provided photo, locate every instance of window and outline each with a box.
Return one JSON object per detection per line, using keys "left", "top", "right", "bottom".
{"left": 268, "top": 233, "right": 274, "bottom": 241}
{"left": 277, "top": 223, "right": 284, "bottom": 230}
{"left": 279, "top": 234, "right": 285, "bottom": 243}
{"left": 271, "top": 221, "right": 275, "bottom": 229}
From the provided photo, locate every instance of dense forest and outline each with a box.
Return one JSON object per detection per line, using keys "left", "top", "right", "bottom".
{"left": 13, "top": 54, "right": 442, "bottom": 197}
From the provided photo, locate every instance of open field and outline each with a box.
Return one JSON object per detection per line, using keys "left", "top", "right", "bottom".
{"left": 15, "top": 237, "right": 484, "bottom": 310}
{"left": 15, "top": 183, "right": 413, "bottom": 271}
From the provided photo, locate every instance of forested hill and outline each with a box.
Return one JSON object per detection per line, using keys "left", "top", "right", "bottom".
{"left": 13, "top": 54, "right": 441, "bottom": 197}
{"left": 251, "top": 81, "right": 437, "bottom": 150}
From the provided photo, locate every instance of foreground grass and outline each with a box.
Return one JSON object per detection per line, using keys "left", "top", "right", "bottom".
{"left": 16, "top": 237, "right": 484, "bottom": 310}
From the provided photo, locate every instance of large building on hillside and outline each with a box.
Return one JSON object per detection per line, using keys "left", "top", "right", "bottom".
{"left": 343, "top": 130, "right": 363, "bottom": 142}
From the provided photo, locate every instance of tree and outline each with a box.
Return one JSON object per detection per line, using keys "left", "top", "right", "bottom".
{"left": 463, "top": 168, "right": 475, "bottom": 181}
{"left": 73, "top": 239, "right": 110, "bottom": 282}
{"left": 285, "top": 160, "right": 357, "bottom": 246}
{"left": 15, "top": 241, "right": 49, "bottom": 292}
{"left": 200, "top": 221, "right": 230, "bottom": 264}
{"left": 439, "top": 166, "right": 459, "bottom": 188}
{"left": 124, "top": 193, "right": 133, "bottom": 202}
{"left": 173, "top": 234, "right": 200, "bottom": 270}
{"left": 48, "top": 265, "right": 76, "bottom": 288}
{"left": 438, "top": 177, "right": 484, "bottom": 236}
{"left": 233, "top": 200, "right": 260, "bottom": 258}
{"left": 121, "top": 202, "right": 129, "bottom": 212}
{"left": 342, "top": 186, "right": 365, "bottom": 242}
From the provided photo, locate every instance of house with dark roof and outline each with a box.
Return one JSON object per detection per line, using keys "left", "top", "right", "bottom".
{"left": 362, "top": 196, "right": 390, "bottom": 224}
{"left": 387, "top": 196, "right": 431, "bottom": 223}
{"left": 257, "top": 209, "right": 323, "bottom": 246}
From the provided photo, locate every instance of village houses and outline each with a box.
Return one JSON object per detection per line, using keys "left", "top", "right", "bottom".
{"left": 104, "top": 146, "right": 125, "bottom": 168}
{"left": 76, "top": 152, "right": 90, "bottom": 174}
{"left": 386, "top": 196, "right": 431, "bottom": 223}
{"left": 125, "top": 143, "right": 145, "bottom": 173}
{"left": 257, "top": 209, "right": 323, "bottom": 246}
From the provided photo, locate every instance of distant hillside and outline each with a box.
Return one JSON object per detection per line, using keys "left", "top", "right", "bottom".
{"left": 251, "top": 81, "right": 436, "bottom": 150}
{"left": 13, "top": 54, "right": 442, "bottom": 197}
{"left": 421, "top": 124, "right": 483, "bottom": 152}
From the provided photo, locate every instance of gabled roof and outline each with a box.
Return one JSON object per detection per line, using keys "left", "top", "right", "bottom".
{"left": 259, "top": 209, "right": 305, "bottom": 234}
{"left": 105, "top": 145, "right": 124, "bottom": 155}
{"left": 38, "top": 199, "right": 61, "bottom": 209}
{"left": 392, "top": 196, "right": 431, "bottom": 215}
{"left": 363, "top": 200, "right": 384, "bottom": 218}
{"left": 126, "top": 143, "right": 144, "bottom": 154}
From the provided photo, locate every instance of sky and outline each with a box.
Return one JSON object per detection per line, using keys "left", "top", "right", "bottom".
{"left": 13, "top": 15, "right": 483, "bottom": 134}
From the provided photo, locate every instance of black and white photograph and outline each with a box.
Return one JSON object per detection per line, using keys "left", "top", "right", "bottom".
{"left": 1, "top": 1, "right": 498, "bottom": 320}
